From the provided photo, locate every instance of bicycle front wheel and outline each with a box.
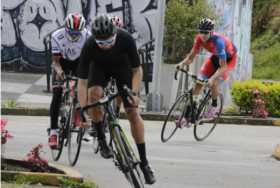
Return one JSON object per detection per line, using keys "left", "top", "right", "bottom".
{"left": 193, "top": 93, "right": 223, "bottom": 141}
{"left": 161, "top": 93, "right": 190, "bottom": 143}
{"left": 67, "top": 105, "right": 85, "bottom": 166}
{"left": 51, "top": 108, "right": 68, "bottom": 161}
{"left": 113, "top": 126, "right": 144, "bottom": 188}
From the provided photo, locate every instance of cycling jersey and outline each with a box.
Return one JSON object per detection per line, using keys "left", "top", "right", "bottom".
{"left": 51, "top": 28, "right": 92, "bottom": 61}
{"left": 193, "top": 32, "right": 237, "bottom": 61}
{"left": 78, "top": 28, "right": 141, "bottom": 107}
{"left": 192, "top": 32, "right": 238, "bottom": 80}
{"left": 78, "top": 28, "right": 140, "bottom": 82}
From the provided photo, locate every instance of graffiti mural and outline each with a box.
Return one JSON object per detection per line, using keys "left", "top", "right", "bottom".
{"left": 1, "top": 0, "right": 160, "bottom": 75}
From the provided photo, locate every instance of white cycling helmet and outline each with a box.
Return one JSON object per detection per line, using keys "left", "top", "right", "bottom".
{"left": 111, "top": 15, "right": 123, "bottom": 28}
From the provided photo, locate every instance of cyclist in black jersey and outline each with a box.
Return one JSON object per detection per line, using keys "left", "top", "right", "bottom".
{"left": 77, "top": 14, "right": 156, "bottom": 185}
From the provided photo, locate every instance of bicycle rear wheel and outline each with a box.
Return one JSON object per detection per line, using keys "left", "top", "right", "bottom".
{"left": 67, "top": 105, "right": 85, "bottom": 166}
{"left": 193, "top": 93, "right": 223, "bottom": 141}
{"left": 161, "top": 93, "right": 190, "bottom": 143}
{"left": 113, "top": 126, "right": 144, "bottom": 188}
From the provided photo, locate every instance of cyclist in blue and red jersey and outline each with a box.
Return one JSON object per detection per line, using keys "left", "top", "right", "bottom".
{"left": 177, "top": 17, "right": 237, "bottom": 119}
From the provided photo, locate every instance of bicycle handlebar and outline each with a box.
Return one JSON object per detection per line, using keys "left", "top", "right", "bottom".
{"left": 80, "top": 85, "right": 134, "bottom": 122}
{"left": 62, "top": 75, "right": 79, "bottom": 82}
{"left": 174, "top": 68, "right": 208, "bottom": 84}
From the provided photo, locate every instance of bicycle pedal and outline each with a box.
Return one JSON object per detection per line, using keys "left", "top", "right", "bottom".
{"left": 121, "top": 165, "right": 130, "bottom": 173}
{"left": 82, "top": 137, "right": 91, "bottom": 142}
{"left": 200, "top": 118, "right": 213, "bottom": 123}
{"left": 133, "top": 161, "right": 141, "bottom": 168}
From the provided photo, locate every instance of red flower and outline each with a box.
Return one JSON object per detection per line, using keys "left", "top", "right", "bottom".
{"left": 25, "top": 144, "right": 48, "bottom": 170}
{"left": 1, "top": 119, "right": 13, "bottom": 144}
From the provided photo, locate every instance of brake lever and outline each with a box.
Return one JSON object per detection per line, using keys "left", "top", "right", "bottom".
{"left": 174, "top": 68, "right": 179, "bottom": 80}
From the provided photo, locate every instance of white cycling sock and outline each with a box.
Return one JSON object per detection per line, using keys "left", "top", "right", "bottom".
{"left": 50, "top": 129, "right": 59, "bottom": 135}
{"left": 193, "top": 95, "right": 199, "bottom": 104}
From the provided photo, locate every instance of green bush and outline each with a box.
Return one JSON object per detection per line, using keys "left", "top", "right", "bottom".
{"left": 232, "top": 80, "right": 280, "bottom": 116}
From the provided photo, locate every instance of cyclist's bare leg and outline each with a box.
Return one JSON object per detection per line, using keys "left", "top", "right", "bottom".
{"left": 125, "top": 107, "right": 156, "bottom": 183}
{"left": 49, "top": 71, "right": 64, "bottom": 147}
{"left": 125, "top": 107, "right": 144, "bottom": 143}
{"left": 116, "top": 96, "right": 122, "bottom": 107}
{"left": 88, "top": 86, "right": 113, "bottom": 158}
{"left": 210, "top": 79, "right": 219, "bottom": 100}
{"left": 88, "top": 86, "right": 104, "bottom": 122}
{"left": 192, "top": 82, "right": 204, "bottom": 98}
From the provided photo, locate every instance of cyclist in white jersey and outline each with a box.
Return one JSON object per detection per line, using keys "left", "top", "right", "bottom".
{"left": 49, "top": 12, "right": 91, "bottom": 148}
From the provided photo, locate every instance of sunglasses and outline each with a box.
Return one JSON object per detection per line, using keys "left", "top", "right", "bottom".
{"left": 199, "top": 30, "right": 211, "bottom": 35}
{"left": 66, "top": 29, "right": 82, "bottom": 38}
{"left": 95, "top": 35, "right": 116, "bottom": 46}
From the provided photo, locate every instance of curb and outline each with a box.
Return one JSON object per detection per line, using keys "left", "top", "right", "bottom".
{"left": 272, "top": 144, "right": 280, "bottom": 161}
{"left": 2, "top": 108, "right": 50, "bottom": 116}
{"left": 2, "top": 107, "right": 280, "bottom": 126}
{"left": 1, "top": 159, "right": 83, "bottom": 186}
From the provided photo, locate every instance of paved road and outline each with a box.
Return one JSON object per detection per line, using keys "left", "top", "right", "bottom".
{"left": 2, "top": 115, "right": 280, "bottom": 188}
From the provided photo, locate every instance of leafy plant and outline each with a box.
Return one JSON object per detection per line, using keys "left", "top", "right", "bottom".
{"left": 24, "top": 144, "right": 49, "bottom": 172}
{"left": 59, "top": 177, "right": 98, "bottom": 188}
{"left": 1, "top": 119, "right": 13, "bottom": 158}
{"left": 1, "top": 173, "right": 44, "bottom": 185}
{"left": 1, "top": 119, "right": 13, "bottom": 145}
{"left": 251, "top": 89, "right": 268, "bottom": 118}
{"left": 232, "top": 80, "right": 280, "bottom": 116}
{"left": 14, "top": 175, "right": 44, "bottom": 185}
{"left": 3, "top": 100, "right": 17, "bottom": 108}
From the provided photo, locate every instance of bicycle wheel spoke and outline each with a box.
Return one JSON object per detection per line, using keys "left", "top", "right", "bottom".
{"left": 51, "top": 111, "right": 67, "bottom": 161}
{"left": 161, "top": 93, "right": 189, "bottom": 142}
{"left": 68, "top": 106, "right": 84, "bottom": 166}
{"left": 113, "top": 126, "right": 144, "bottom": 188}
{"left": 194, "top": 93, "right": 223, "bottom": 141}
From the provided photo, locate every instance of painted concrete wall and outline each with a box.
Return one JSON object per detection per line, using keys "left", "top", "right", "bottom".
{"left": 1, "top": 0, "right": 162, "bottom": 74}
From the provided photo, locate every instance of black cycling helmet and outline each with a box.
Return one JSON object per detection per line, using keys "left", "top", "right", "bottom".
{"left": 92, "top": 14, "right": 117, "bottom": 39}
{"left": 198, "top": 18, "right": 215, "bottom": 32}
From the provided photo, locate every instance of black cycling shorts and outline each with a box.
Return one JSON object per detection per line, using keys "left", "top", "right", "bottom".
{"left": 52, "top": 58, "right": 79, "bottom": 87}
{"left": 88, "top": 65, "right": 134, "bottom": 108}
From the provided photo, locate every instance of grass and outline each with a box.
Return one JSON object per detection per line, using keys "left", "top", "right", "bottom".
{"left": 3, "top": 100, "right": 18, "bottom": 108}
{"left": 1, "top": 177, "right": 98, "bottom": 188}
{"left": 252, "top": 34, "right": 280, "bottom": 81}
{"left": 1, "top": 182, "right": 57, "bottom": 188}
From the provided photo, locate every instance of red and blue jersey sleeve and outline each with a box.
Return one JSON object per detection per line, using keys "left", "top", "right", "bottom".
{"left": 191, "top": 33, "right": 237, "bottom": 61}
{"left": 192, "top": 35, "right": 203, "bottom": 54}
{"left": 214, "top": 37, "right": 227, "bottom": 60}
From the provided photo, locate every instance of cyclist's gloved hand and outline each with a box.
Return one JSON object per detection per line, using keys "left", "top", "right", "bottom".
{"left": 176, "top": 61, "right": 185, "bottom": 70}
{"left": 55, "top": 69, "right": 65, "bottom": 80}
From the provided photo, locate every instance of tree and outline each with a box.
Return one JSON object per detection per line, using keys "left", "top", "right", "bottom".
{"left": 252, "top": 0, "right": 280, "bottom": 39}
{"left": 163, "top": 0, "right": 216, "bottom": 63}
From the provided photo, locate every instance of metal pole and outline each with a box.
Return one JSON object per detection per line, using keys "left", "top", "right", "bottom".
{"left": 148, "top": 0, "right": 166, "bottom": 112}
